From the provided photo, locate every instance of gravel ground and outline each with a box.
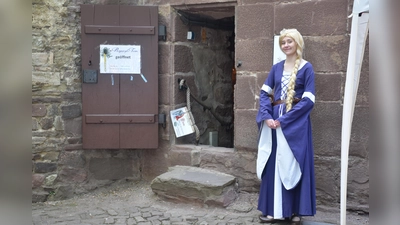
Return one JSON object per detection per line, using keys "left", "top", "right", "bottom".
{"left": 32, "top": 180, "right": 369, "bottom": 225}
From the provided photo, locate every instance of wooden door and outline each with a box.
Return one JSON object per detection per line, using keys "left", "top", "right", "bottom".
{"left": 81, "top": 5, "right": 159, "bottom": 149}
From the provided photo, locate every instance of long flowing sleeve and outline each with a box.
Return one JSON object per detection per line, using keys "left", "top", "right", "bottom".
{"left": 256, "top": 65, "right": 277, "bottom": 129}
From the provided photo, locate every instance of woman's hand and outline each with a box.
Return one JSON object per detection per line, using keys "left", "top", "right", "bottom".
{"left": 265, "top": 119, "right": 280, "bottom": 129}
{"left": 265, "top": 119, "right": 276, "bottom": 129}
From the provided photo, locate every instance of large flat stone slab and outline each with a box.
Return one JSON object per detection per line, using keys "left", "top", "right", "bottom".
{"left": 150, "top": 166, "right": 238, "bottom": 207}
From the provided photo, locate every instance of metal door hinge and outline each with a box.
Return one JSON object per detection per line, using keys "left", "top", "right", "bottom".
{"left": 158, "top": 113, "right": 166, "bottom": 128}
{"left": 158, "top": 25, "right": 166, "bottom": 41}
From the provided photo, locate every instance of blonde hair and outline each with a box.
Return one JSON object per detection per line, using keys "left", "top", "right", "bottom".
{"left": 279, "top": 28, "right": 305, "bottom": 112}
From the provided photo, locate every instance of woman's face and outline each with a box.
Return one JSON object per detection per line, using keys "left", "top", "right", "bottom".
{"left": 281, "top": 36, "right": 297, "bottom": 56}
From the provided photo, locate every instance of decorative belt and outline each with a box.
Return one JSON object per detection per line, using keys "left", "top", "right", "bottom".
{"left": 272, "top": 97, "right": 301, "bottom": 106}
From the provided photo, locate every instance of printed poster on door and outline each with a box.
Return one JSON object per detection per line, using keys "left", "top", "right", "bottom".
{"left": 99, "top": 45, "right": 141, "bottom": 74}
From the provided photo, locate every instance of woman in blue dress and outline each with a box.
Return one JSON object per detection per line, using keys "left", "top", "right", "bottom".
{"left": 256, "top": 28, "right": 316, "bottom": 224}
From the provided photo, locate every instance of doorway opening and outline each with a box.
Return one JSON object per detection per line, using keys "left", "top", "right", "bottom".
{"left": 173, "top": 5, "right": 235, "bottom": 148}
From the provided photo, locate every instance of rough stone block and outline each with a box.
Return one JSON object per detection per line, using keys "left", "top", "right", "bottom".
{"left": 64, "top": 144, "right": 83, "bottom": 151}
{"left": 315, "top": 73, "right": 342, "bottom": 102}
{"left": 234, "top": 110, "right": 258, "bottom": 151}
{"left": 168, "top": 145, "right": 194, "bottom": 167}
{"left": 32, "top": 96, "right": 62, "bottom": 103}
{"left": 44, "top": 174, "right": 57, "bottom": 186}
{"left": 348, "top": 106, "right": 369, "bottom": 158}
{"left": 67, "top": 137, "right": 82, "bottom": 144}
{"left": 61, "top": 92, "right": 82, "bottom": 102}
{"left": 236, "top": 4, "right": 274, "bottom": 39}
{"left": 32, "top": 52, "right": 53, "bottom": 65}
{"left": 191, "top": 149, "right": 201, "bottom": 166}
{"left": 311, "top": 103, "right": 342, "bottom": 157}
{"left": 275, "top": 0, "right": 348, "bottom": 36}
{"left": 151, "top": 166, "right": 238, "bottom": 207}
{"left": 32, "top": 137, "right": 46, "bottom": 145}
{"left": 32, "top": 118, "right": 39, "bottom": 130}
{"left": 239, "top": 0, "right": 276, "bottom": 4}
{"left": 41, "top": 152, "right": 59, "bottom": 161}
{"left": 159, "top": 75, "right": 171, "bottom": 105}
{"left": 214, "top": 85, "right": 233, "bottom": 105}
{"left": 32, "top": 191, "right": 48, "bottom": 203}
{"left": 169, "top": 0, "right": 236, "bottom": 5}
{"left": 32, "top": 104, "right": 47, "bottom": 117}
{"left": 64, "top": 117, "right": 82, "bottom": 135}
{"left": 47, "top": 104, "right": 60, "bottom": 116}
{"left": 347, "top": 157, "right": 369, "bottom": 211}
{"left": 173, "top": 45, "right": 194, "bottom": 73}
{"left": 305, "top": 36, "right": 349, "bottom": 73}
{"left": 141, "top": 143, "right": 169, "bottom": 181}
{"left": 32, "top": 174, "right": 45, "bottom": 188}
{"left": 34, "top": 162, "right": 57, "bottom": 173}
{"left": 314, "top": 157, "right": 339, "bottom": 206}
{"left": 235, "top": 39, "right": 272, "bottom": 72}
{"left": 39, "top": 117, "right": 53, "bottom": 130}
{"left": 59, "top": 151, "right": 86, "bottom": 168}
{"left": 53, "top": 185, "right": 74, "bottom": 200}
{"left": 32, "top": 154, "right": 41, "bottom": 161}
{"left": 48, "top": 137, "right": 65, "bottom": 145}
{"left": 54, "top": 116, "right": 64, "bottom": 130}
{"left": 89, "top": 158, "right": 133, "bottom": 180}
{"left": 32, "top": 72, "right": 61, "bottom": 86}
{"left": 235, "top": 75, "right": 257, "bottom": 109}
{"left": 59, "top": 167, "right": 87, "bottom": 183}
{"left": 256, "top": 72, "right": 269, "bottom": 103}
{"left": 61, "top": 104, "right": 81, "bottom": 119}
{"left": 159, "top": 44, "right": 171, "bottom": 74}
{"left": 199, "top": 146, "right": 259, "bottom": 192}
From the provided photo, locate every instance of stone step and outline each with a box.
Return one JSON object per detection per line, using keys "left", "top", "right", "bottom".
{"left": 150, "top": 165, "right": 238, "bottom": 207}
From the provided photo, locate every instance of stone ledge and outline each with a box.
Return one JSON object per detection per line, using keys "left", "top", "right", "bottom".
{"left": 150, "top": 165, "right": 238, "bottom": 207}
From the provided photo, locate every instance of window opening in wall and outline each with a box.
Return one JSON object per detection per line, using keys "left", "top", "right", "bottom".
{"left": 173, "top": 6, "right": 235, "bottom": 148}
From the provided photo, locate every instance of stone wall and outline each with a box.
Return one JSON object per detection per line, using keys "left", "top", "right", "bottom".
{"left": 32, "top": 0, "right": 148, "bottom": 202}
{"left": 233, "top": 0, "right": 369, "bottom": 213}
{"left": 32, "top": 0, "right": 369, "bottom": 214}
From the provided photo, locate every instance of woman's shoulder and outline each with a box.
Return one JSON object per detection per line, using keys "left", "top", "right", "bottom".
{"left": 300, "top": 59, "right": 312, "bottom": 69}
{"left": 299, "top": 60, "right": 314, "bottom": 71}
{"left": 271, "top": 60, "right": 285, "bottom": 70}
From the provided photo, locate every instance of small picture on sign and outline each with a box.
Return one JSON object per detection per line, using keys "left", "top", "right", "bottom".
{"left": 99, "top": 45, "right": 141, "bottom": 74}
{"left": 101, "top": 47, "right": 112, "bottom": 72}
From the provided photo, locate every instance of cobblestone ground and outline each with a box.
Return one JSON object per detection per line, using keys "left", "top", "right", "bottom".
{"left": 32, "top": 181, "right": 369, "bottom": 225}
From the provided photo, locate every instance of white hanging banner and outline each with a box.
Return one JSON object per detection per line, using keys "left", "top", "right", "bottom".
{"left": 99, "top": 45, "right": 141, "bottom": 74}
{"left": 340, "top": 10, "right": 369, "bottom": 225}
{"left": 352, "top": 0, "right": 369, "bottom": 14}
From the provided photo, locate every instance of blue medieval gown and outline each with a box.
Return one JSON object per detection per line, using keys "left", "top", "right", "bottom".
{"left": 256, "top": 59, "right": 316, "bottom": 218}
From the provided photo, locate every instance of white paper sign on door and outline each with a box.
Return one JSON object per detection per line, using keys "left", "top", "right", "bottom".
{"left": 99, "top": 45, "right": 141, "bottom": 74}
